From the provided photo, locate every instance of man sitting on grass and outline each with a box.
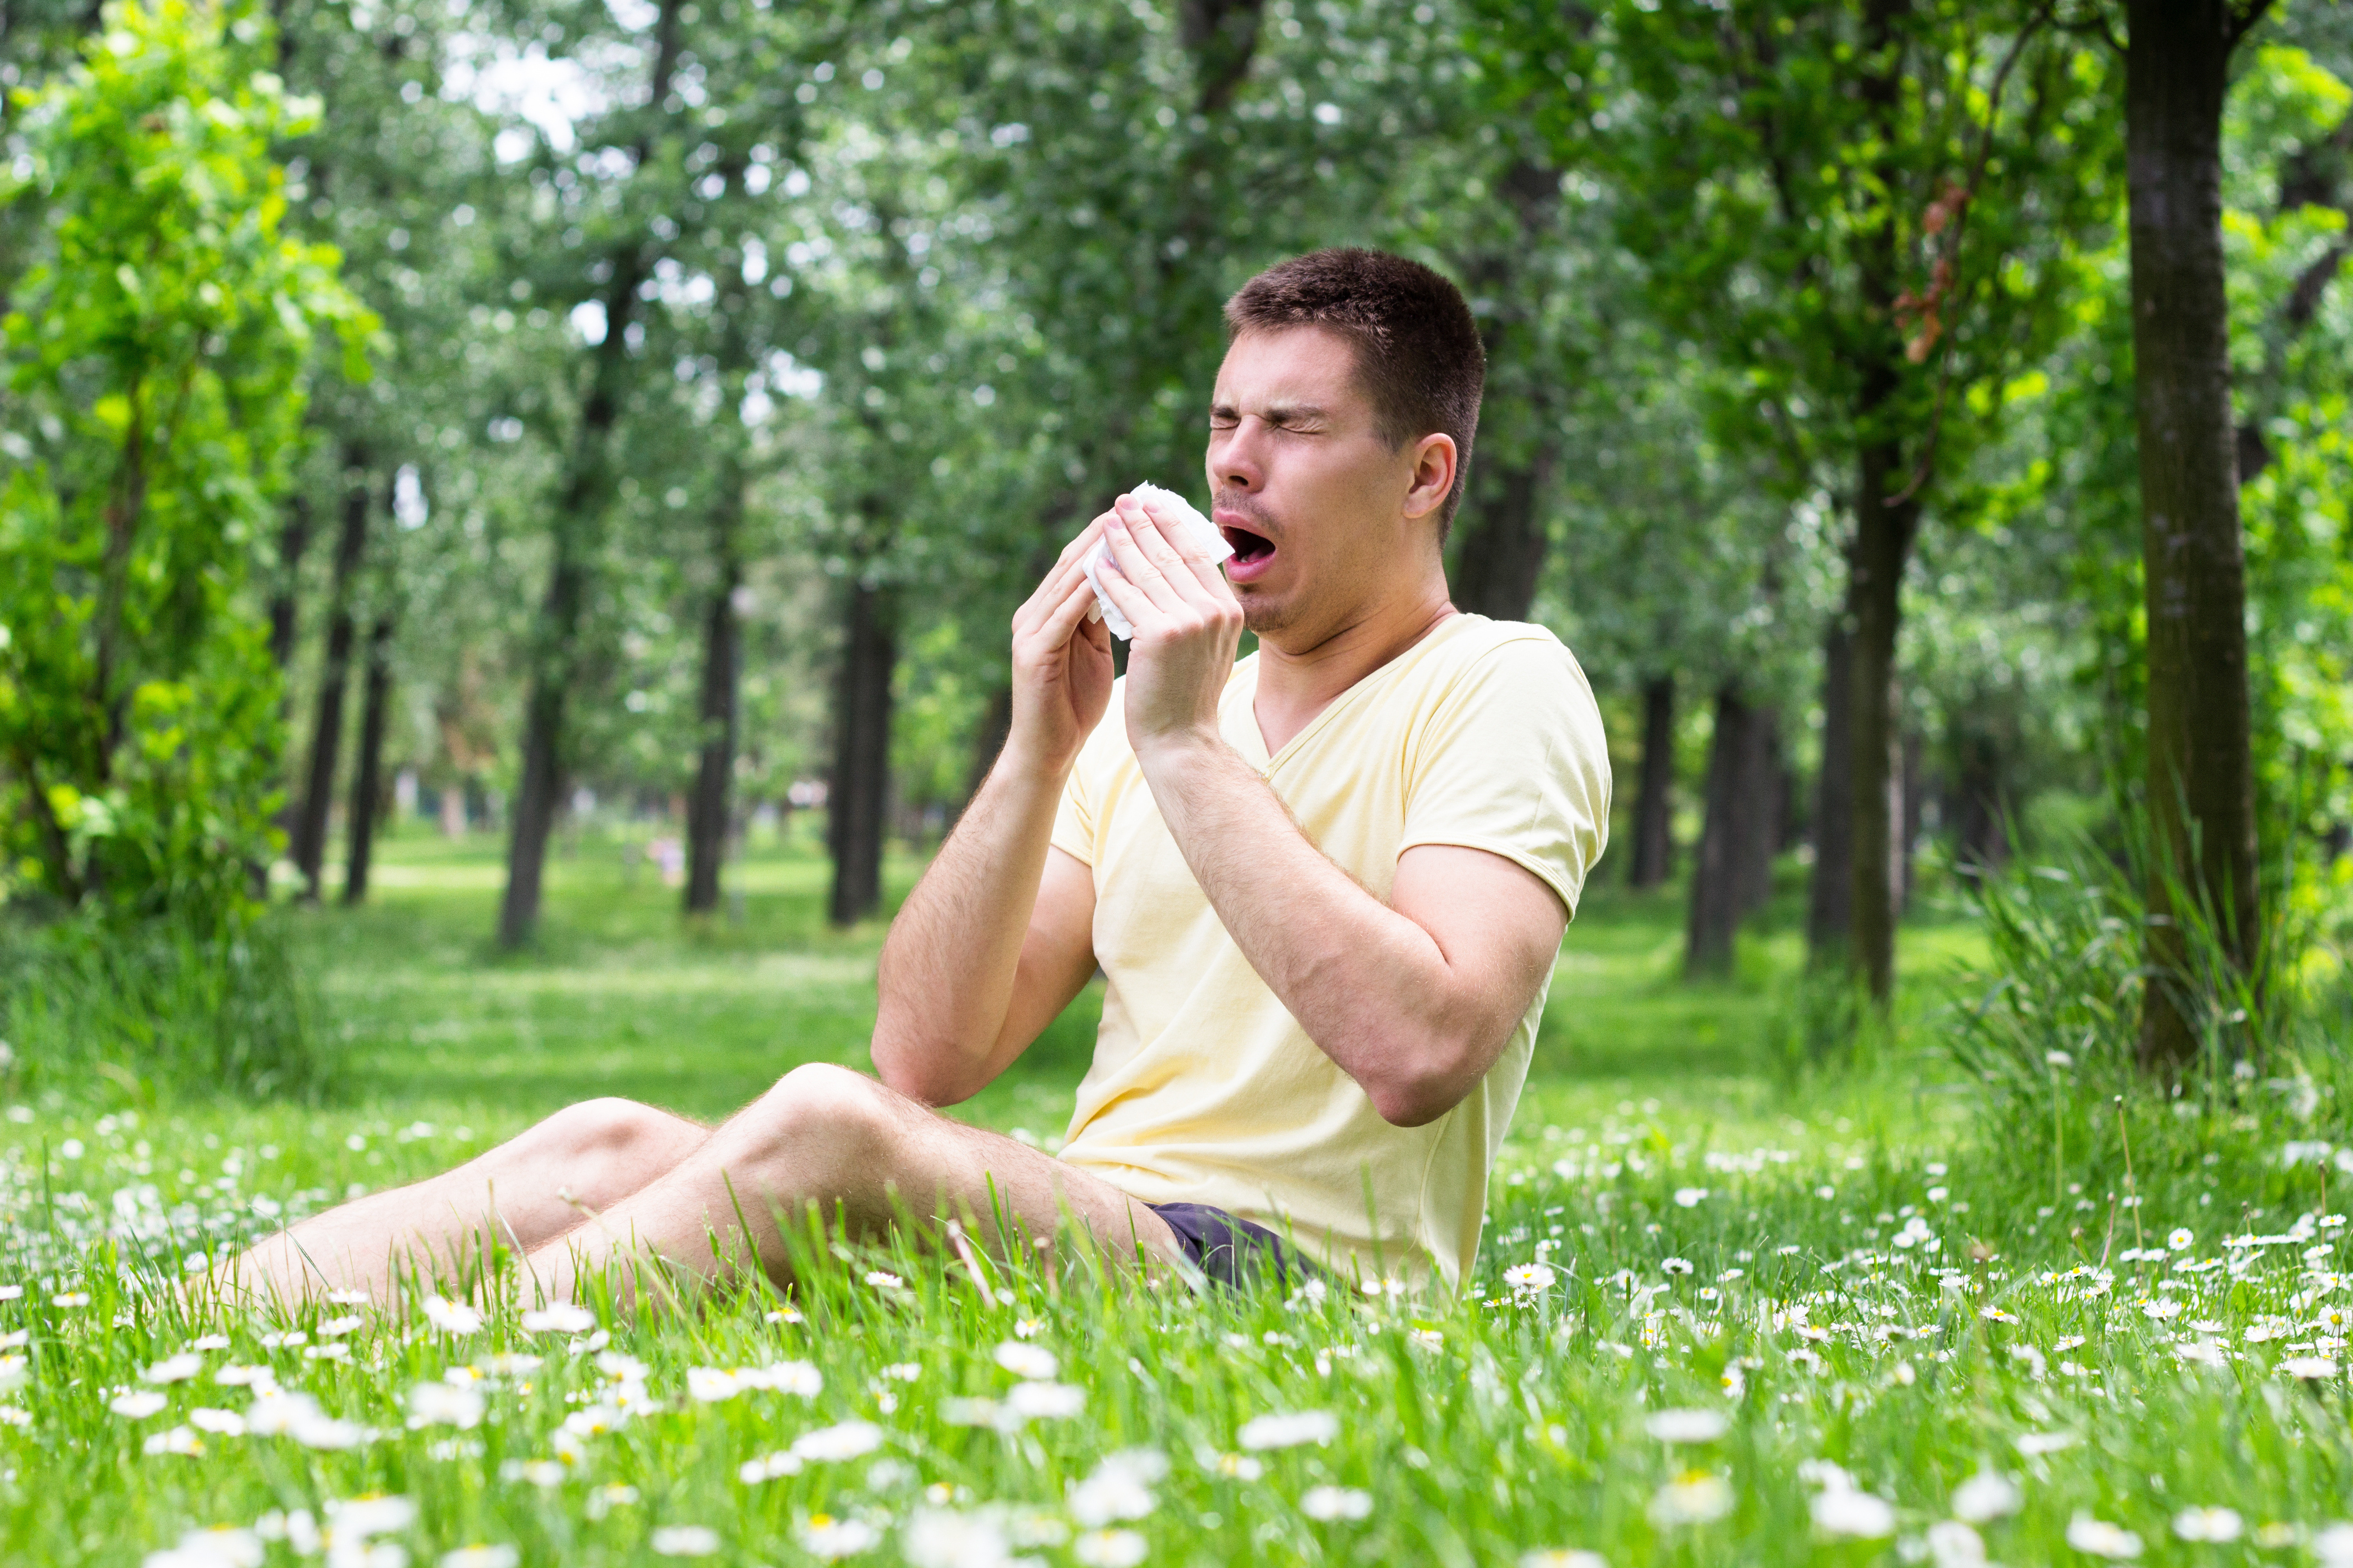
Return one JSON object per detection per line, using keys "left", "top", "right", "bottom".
{"left": 230, "top": 247, "right": 1610, "bottom": 1305}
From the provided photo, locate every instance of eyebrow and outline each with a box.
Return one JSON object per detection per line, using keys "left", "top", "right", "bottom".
{"left": 1210, "top": 400, "right": 1331, "bottom": 423}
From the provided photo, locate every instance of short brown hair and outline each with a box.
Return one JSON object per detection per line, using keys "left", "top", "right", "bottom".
{"left": 1224, "top": 248, "right": 1485, "bottom": 534}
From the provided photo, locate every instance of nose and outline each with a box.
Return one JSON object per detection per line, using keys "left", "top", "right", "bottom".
{"left": 1208, "top": 417, "right": 1266, "bottom": 496}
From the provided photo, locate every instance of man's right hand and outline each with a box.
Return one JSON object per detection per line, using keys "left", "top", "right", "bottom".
{"left": 1004, "top": 515, "right": 1117, "bottom": 776}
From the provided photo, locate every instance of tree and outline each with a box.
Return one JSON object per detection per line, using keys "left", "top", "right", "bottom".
{"left": 2125, "top": 0, "right": 2273, "bottom": 1070}
{"left": 0, "top": 0, "right": 369, "bottom": 928}
{"left": 1478, "top": 0, "right": 2119, "bottom": 1000}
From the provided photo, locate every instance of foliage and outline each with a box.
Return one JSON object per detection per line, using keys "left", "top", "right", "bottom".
{"left": 0, "top": 908, "right": 324, "bottom": 1101}
{"left": 0, "top": 0, "right": 371, "bottom": 928}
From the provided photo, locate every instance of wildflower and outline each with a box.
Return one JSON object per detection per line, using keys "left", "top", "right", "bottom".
{"left": 994, "top": 1342, "right": 1058, "bottom": 1380}
{"left": 0, "top": 1408, "right": 30, "bottom": 1428}
{"left": 1213, "top": 1452, "right": 1265, "bottom": 1480}
{"left": 880, "top": 1362, "right": 922, "bottom": 1383}
{"left": 326, "top": 1496, "right": 417, "bottom": 1538}
{"left": 1951, "top": 1471, "right": 2023, "bottom": 1523}
{"left": 2173, "top": 1508, "right": 2242, "bottom": 1542}
{"left": 765, "top": 1307, "right": 806, "bottom": 1326}
{"left": 2142, "top": 1300, "right": 2185, "bottom": 1321}
{"left": 502, "top": 1459, "right": 565, "bottom": 1487}
{"left": 2015, "top": 1431, "right": 2077, "bottom": 1456}
{"left": 2065, "top": 1516, "right": 2142, "bottom": 1558}
{"left": 800, "top": 1516, "right": 883, "bottom": 1560}
{"left": 2054, "top": 1335, "right": 2087, "bottom": 1351}
{"left": 187, "top": 1408, "right": 245, "bottom": 1436}
{"left": 902, "top": 1507, "right": 1015, "bottom": 1568}
{"left": 1648, "top": 1471, "right": 1733, "bottom": 1526}
{"left": 520, "top": 1304, "right": 596, "bottom": 1334}
{"left": 1072, "top": 1529, "right": 1147, "bottom": 1568}
{"left": 110, "top": 1390, "right": 169, "bottom": 1419}
{"left": 1673, "top": 1188, "right": 1708, "bottom": 1208}
{"left": 143, "top": 1427, "right": 204, "bottom": 1456}
{"left": 1300, "top": 1486, "right": 1372, "bottom": 1521}
{"left": 686, "top": 1368, "right": 743, "bottom": 1403}
{"left": 1809, "top": 1483, "right": 1895, "bottom": 1538}
{"left": 862, "top": 1271, "right": 904, "bottom": 1291}
{"left": 421, "top": 1297, "right": 482, "bottom": 1336}
{"left": 1006, "top": 1382, "right": 1086, "bottom": 1419}
{"left": 585, "top": 1485, "right": 638, "bottom": 1520}
{"left": 649, "top": 1526, "right": 720, "bottom": 1557}
{"left": 316, "top": 1316, "right": 364, "bottom": 1339}
{"left": 739, "top": 1360, "right": 822, "bottom": 1396}
{"left": 141, "top": 1526, "right": 264, "bottom": 1568}
{"left": 2168, "top": 1229, "right": 2195, "bottom": 1252}
{"left": 1643, "top": 1409, "right": 1728, "bottom": 1444}
{"left": 1980, "top": 1307, "right": 2018, "bottom": 1324}
{"left": 1409, "top": 1327, "right": 1444, "bottom": 1350}
{"left": 791, "top": 1421, "right": 885, "bottom": 1463}
{"left": 1518, "top": 1554, "right": 1607, "bottom": 1568}
{"left": 1661, "top": 1258, "right": 1695, "bottom": 1277}
{"left": 1069, "top": 1450, "right": 1167, "bottom": 1527}
{"left": 1924, "top": 1521, "right": 1985, "bottom": 1568}
{"left": 1504, "top": 1263, "right": 1557, "bottom": 1293}
{"left": 2314, "top": 1524, "right": 2353, "bottom": 1568}
{"left": 2284, "top": 1356, "right": 2338, "bottom": 1380}
{"left": 52, "top": 1292, "right": 90, "bottom": 1308}
{"left": 1238, "top": 1410, "right": 1338, "bottom": 1451}
{"left": 738, "top": 1451, "right": 808, "bottom": 1484}
{"left": 144, "top": 1354, "right": 205, "bottom": 1384}
{"left": 438, "top": 1550, "right": 520, "bottom": 1568}
{"left": 408, "top": 1382, "right": 485, "bottom": 1429}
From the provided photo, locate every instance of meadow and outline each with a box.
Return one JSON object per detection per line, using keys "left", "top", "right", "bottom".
{"left": 5, "top": 825, "right": 2352, "bottom": 1568}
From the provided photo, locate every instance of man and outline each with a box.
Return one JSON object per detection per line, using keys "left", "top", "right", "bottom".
{"left": 230, "top": 248, "right": 1608, "bottom": 1306}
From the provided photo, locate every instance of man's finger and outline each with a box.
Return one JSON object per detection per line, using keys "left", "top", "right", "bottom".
{"left": 1030, "top": 562, "right": 1106, "bottom": 651}
{"left": 1099, "top": 507, "right": 1187, "bottom": 618}
{"left": 1116, "top": 494, "right": 1226, "bottom": 610}
{"left": 1131, "top": 490, "right": 1238, "bottom": 599}
{"left": 1017, "top": 517, "right": 1110, "bottom": 630}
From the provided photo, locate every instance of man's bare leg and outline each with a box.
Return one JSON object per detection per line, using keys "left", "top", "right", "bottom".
{"left": 220, "top": 1098, "right": 708, "bottom": 1307}
{"left": 522, "top": 1064, "right": 1185, "bottom": 1307}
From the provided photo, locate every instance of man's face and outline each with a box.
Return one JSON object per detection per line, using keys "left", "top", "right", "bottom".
{"left": 1204, "top": 326, "right": 1436, "bottom": 646}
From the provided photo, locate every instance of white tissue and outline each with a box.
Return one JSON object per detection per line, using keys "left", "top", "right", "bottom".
{"left": 1083, "top": 483, "right": 1235, "bottom": 640}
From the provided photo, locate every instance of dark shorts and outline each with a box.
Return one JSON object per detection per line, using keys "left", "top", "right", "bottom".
{"left": 1147, "top": 1202, "right": 1324, "bottom": 1290}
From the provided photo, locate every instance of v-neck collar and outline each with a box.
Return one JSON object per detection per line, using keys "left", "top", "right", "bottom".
{"left": 1224, "top": 613, "right": 1478, "bottom": 776}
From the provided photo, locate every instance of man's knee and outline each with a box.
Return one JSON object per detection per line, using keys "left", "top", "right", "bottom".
{"left": 532, "top": 1097, "right": 692, "bottom": 1169}
{"left": 719, "top": 1064, "right": 905, "bottom": 1185}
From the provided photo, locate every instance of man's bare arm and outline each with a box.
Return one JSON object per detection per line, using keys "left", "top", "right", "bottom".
{"left": 870, "top": 518, "right": 1115, "bottom": 1105}
{"left": 1094, "top": 494, "right": 1566, "bottom": 1127}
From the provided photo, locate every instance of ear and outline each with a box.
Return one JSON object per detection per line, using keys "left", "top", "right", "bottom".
{"left": 1400, "top": 432, "right": 1458, "bottom": 523}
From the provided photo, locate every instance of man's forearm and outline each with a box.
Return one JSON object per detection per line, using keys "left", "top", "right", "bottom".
{"left": 870, "top": 750, "right": 1067, "bottom": 1100}
{"left": 1136, "top": 736, "right": 1489, "bottom": 1124}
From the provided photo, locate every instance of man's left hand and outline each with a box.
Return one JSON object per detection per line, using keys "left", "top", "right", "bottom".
{"left": 1093, "top": 490, "right": 1244, "bottom": 761}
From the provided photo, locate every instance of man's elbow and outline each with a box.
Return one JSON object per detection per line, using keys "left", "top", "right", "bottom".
{"left": 1365, "top": 1061, "right": 1474, "bottom": 1128}
{"left": 869, "top": 1040, "right": 973, "bottom": 1107}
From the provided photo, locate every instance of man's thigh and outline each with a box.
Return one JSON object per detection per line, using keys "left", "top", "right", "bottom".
{"left": 793, "top": 1067, "right": 1182, "bottom": 1270}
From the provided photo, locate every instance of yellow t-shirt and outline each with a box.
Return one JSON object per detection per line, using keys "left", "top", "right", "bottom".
{"left": 1047, "top": 612, "right": 1611, "bottom": 1290}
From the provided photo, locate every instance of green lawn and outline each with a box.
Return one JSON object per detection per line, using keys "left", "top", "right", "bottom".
{"left": 7, "top": 826, "right": 2349, "bottom": 1568}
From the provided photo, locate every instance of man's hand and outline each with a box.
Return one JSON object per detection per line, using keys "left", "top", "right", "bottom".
{"left": 1093, "top": 490, "right": 1246, "bottom": 760}
{"left": 1005, "top": 514, "right": 1118, "bottom": 776}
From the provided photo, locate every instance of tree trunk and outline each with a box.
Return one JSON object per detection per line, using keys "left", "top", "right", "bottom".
{"left": 828, "top": 580, "right": 899, "bottom": 927}
{"left": 290, "top": 447, "right": 370, "bottom": 902}
{"left": 496, "top": 0, "right": 683, "bottom": 949}
{"left": 1449, "top": 445, "right": 1556, "bottom": 622}
{"left": 1735, "top": 705, "right": 1782, "bottom": 917}
{"left": 1627, "top": 673, "right": 1676, "bottom": 890}
{"left": 1686, "top": 685, "right": 1776, "bottom": 976}
{"left": 2127, "top": 0, "right": 2263, "bottom": 1072}
{"left": 1950, "top": 711, "right": 2009, "bottom": 873}
{"left": 961, "top": 681, "right": 1014, "bottom": 818}
{"left": 1805, "top": 622, "right": 1855, "bottom": 964}
{"left": 342, "top": 612, "right": 394, "bottom": 906}
{"left": 1899, "top": 727, "right": 1927, "bottom": 912}
{"left": 1845, "top": 441, "right": 1918, "bottom": 1002}
{"left": 683, "top": 463, "right": 744, "bottom": 917}
{"left": 267, "top": 493, "right": 312, "bottom": 672}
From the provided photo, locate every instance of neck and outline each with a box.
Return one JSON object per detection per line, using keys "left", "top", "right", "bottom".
{"left": 1252, "top": 567, "right": 1458, "bottom": 754}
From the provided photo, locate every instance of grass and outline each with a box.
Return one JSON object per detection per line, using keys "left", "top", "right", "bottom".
{"left": 5, "top": 823, "right": 2353, "bottom": 1567}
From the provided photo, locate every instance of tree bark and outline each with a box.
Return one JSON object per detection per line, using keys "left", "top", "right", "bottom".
{"left": 496, "top": 0, "right": 684, "bottom": 948}
{"left": 266, "top": 492, "right": 312, "bottom": 672}
{"left": 683, "top": 460, "right": 744, "bottom": 917}
{"left": 342, "top": 611, "right": 394, "bottom": 905}
{"left": 1686, "top": 685, "right": 1777, "bottom": 976}
{"left": 1845, "top": 438, "right": 1918, "bottom": 1002}
{"left": 1449, "top": 445, "right": 1557, "bottom": 622}
{"left": 1806, "top": 622, "right": 1855, "bottom": 964}
{"left": 290, "top": 446, "right": 370, "bottom": 902}
{"left": 828, "top": 579, "right": 899, "bottom": 927}
{"left": 1899, "top": 727, "right": 1927, "bottom": 912}
{"left": 2127, "top": 0, "right": 2264, "bottom": 1071}
{"left": 1950, "top": 708, "right": 2010, "bottom": 873}
{"left": 1627, "top": 673, "right": 1676, "bottom": 890}
{"left": 961, "top": 681, "right": 1014, "bottom": 818}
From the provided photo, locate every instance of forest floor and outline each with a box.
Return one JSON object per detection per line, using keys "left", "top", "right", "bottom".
{"left": 4, "top": 825, "right": 2348, "bottom": 1567}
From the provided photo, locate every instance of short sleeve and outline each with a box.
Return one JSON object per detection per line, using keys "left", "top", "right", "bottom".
{"left": 1398, "top": 634, "right": 1612, "bottom": 918}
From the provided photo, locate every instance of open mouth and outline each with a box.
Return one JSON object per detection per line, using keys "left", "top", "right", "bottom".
{"left": 1221, "top": 524, "right": 1276, "bottom": 565}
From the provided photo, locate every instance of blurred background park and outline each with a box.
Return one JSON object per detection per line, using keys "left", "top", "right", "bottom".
{"left": 2, "top": 0, "right": 2351, "bottom": 1122}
